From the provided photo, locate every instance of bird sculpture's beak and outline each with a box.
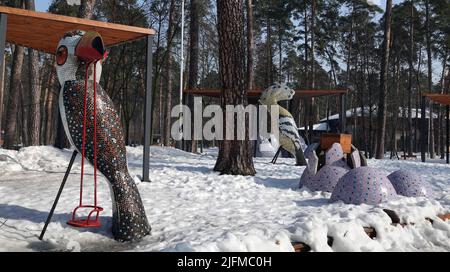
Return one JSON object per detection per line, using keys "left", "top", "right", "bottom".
{"left": 75, "top": 31, "right": 107, "bottom": 63}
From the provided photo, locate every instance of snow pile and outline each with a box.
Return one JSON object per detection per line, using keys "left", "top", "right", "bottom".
{"left": 0, "top": 146, "right": 449, "bottom": 252}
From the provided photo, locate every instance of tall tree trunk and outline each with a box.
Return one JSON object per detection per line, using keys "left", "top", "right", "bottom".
{"left": 414, "top": 46, "right": 423, "bottom": 152}
{"left": 41, "top": 59, "right": 55, "bottom": 144}
{"left": 375, "top": 0, "right": 392, "bottom": 159}
{"left": 214, "top": 0, "right": 256, "bottom": 176}
{"left": 44, "top": 66, "right": 57, "bottom": 145}
{"left": 163, "top": 0, "right": 176, "bottom": 147}
{"left": 390, "top": 54, "right": 401, "bottom": 157}
{"left": 25, "top": 0, "right": 41, "bottom": 146}
{"left": 158, "top": 74, "right": 163, "bottom": 144}
{"left": 308, "top": 0, "right": 316, "bottom": 140}
{"left": 21, "top": 80, "right": 30, "bottom": 147}
{"left": 78, "top": 0, "right": 96, "bottom": 19}
{"left": 346, "top": 4, "right": 355, "bottom": 86}
{"left": 246, "top": 0, "right": 255, "bottom": 91}
{"left": 425, "top": 0, "right": 435, "bottom": 158}
{"left": 4, "top": 45, "right": 25, "bottom": 149}
{"left": 302, "top": 6, "right": 309, "bottom": 133}
{"left": 407, "top": 0, "right": 414, "bottom": 156}
{"left": 278, "top": 24, "right": 283, "bottom": 82}
{"left": 439, "top": 50, "right": 448, "bottom": 158}
{"left": 289, "top": 6, "right": 308, "bottom": 128}
{"left": 266, "top": 15, "right": 273, "bottom": 86}
{"left": 0, "top": 54, "right": 4, "bottom": 142}
{"left": 187, "top": 0, "right": 200, "bottom": 153}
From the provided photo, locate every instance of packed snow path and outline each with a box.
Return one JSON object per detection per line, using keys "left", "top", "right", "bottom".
{"left": 0, "top": 146, "right": 449, "bottom": 252}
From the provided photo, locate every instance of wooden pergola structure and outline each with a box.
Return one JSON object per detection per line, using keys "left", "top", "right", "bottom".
{"left": 0, "top": 6, "right": 156, "bottom": 182}
{"left": 421, "top": 93, "right": 450, "bottom": 164}
{"left": 185, "top": 88, "right": 349, "bottom": 134}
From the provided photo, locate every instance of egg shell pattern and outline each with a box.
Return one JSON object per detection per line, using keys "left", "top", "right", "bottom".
{"left": 302, "top": 165, "right": 349, "bottom": 193}
{"left": 330, "top": 167, "right": 397, "bottom": 205}
{"left": 387, "top": 169, "right": 434, "bottom": 198}
{"left": 350, "top": 150, "right": 361, "bottom": 169}
{"left": 325, "top": 143, "right": 344, "bottom": 165}
{"left": 299, "top": 168, "right": 314, "bottom": 189}
{"left": 306, "top": 149, "right": 319, "bottom": 175}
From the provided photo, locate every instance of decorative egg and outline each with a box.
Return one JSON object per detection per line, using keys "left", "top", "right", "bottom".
{"left": 301, "top": 165, "right": 349, "bottom": 193}
{"left": 330, "top": 167, "right": 397, "bottom": 205}
{"left": 299, "top": 168, "right": 314, "bottom": 189}
{"left": 387, "top": 169, "right": 434, "bottom": 198}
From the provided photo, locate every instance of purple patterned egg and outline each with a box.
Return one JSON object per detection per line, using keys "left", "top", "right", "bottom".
{"left": 387, "top": 170, "right": 434, "bottom": 198}
{"left": 350, "top": 150, "right": 361, "bottom": 169}
{"left": 306, "top": 149, "right": 319, "bottom": 175}
{"left": 301, "top": 165, "right": 349, "bottom": 193}
{"left": 299, "top": 168, "right": 314, "bottom": 189}
{"left": 325, "top": 143, "right": 344, "bottom": 165}
{"left": 330, "top": 167, "right": 397, "bottom": 205}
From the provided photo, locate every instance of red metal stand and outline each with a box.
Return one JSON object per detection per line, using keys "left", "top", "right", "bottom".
{"left": 67, "top": 61, "right": 102, "bottom": 228}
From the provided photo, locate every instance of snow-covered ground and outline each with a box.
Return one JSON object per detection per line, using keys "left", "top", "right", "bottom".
{"left": 0, "top": 146, "right": 449, "bottom": 252}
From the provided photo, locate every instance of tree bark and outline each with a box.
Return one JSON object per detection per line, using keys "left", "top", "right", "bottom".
{"left": 25, "top": 0, "right": 41, "bottom": 146}
{"left": 308, "top": 0, "right": 316, "bottom": 140}
{"left": 214, "top": 0, "right": 256, "bottom": 176}
{"left": 4, "top": 45, "right": 25, "bottom": 149}
{"left": 425, "top": 0, "right": 435, "bottom": 158}
{"left": 158, "top": 73, "right": 163, "bottom": 144}
{"left": 0, "top": 54, "right": 4, "bottom": 141}
{"left": 44, "top": 65, "right": 57, "bottom": 145}
{"left": 439, "top": 50, "right": 448, "bottom": 158}
{"left": 375, "top": 0, "right": 392, "bottom": 159}
{"left": 407, "top": 0, "right": 414, "bottom": 156}
{"left": 20, "top": 78, "right": 30, "bottom": 147}
{"left": 187, "top": 0, "right": 200, "bottom": 153}
{"left": 246, "top": 0, "right": 255, "bottom": 91}
{"left": 163, "top": 0, "right": 176, "bottom": 147}
{"left": 78, "top": 0, "right": 96, "bottom": 19}
{"left": 266, "top": 15, "right": 273, "bottom": 86}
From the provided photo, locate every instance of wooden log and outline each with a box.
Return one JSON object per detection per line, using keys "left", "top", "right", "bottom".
{"left": 438, "top": 213, "right": 450, "bottom": 221}
{"left": 383, "top": 209, "right": 401, "bottom": 224}
{"left": 363, "top": 227, "right": 377, "bottom": 239}
{"left": 291, "top": 242, "right": 311, "bottom": 252}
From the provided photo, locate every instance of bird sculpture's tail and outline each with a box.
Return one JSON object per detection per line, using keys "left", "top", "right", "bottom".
{"left": 109, "top": 172, "right": 151, "bottom": 242}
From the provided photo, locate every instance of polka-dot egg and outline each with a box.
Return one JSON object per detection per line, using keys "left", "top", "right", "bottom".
{"left": 301, "top": 165, "right": 349, "bottom": 193}
{"left": 330, "top": 167, "right": 397, "bottom": 205}
{"left": 387, "top": 169, "right": 434, "bottom": 198}
{"left": 299, "top": 168, "right": 314, "bottom": 189}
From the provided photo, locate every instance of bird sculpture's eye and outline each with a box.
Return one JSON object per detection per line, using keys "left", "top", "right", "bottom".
{"left": 56, "top": 46, "right": 68, "bottom": 66}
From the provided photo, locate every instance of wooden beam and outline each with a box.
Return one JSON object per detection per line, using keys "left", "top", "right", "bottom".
{"left": 0, "top": 6, "right": 155, "bottom": 54}
{"left": 423, "top": 93, "right": 450, "bottom": 105}
{"left": 184, "top": 88, "right": 348, "bottom": 98}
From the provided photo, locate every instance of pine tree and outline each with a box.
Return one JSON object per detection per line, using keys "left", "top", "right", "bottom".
{"left": 376, "top": 0, "right": 393, "bottom": 159}
{"left": 214, "top": 0, "right": 256, "bottom": 175}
